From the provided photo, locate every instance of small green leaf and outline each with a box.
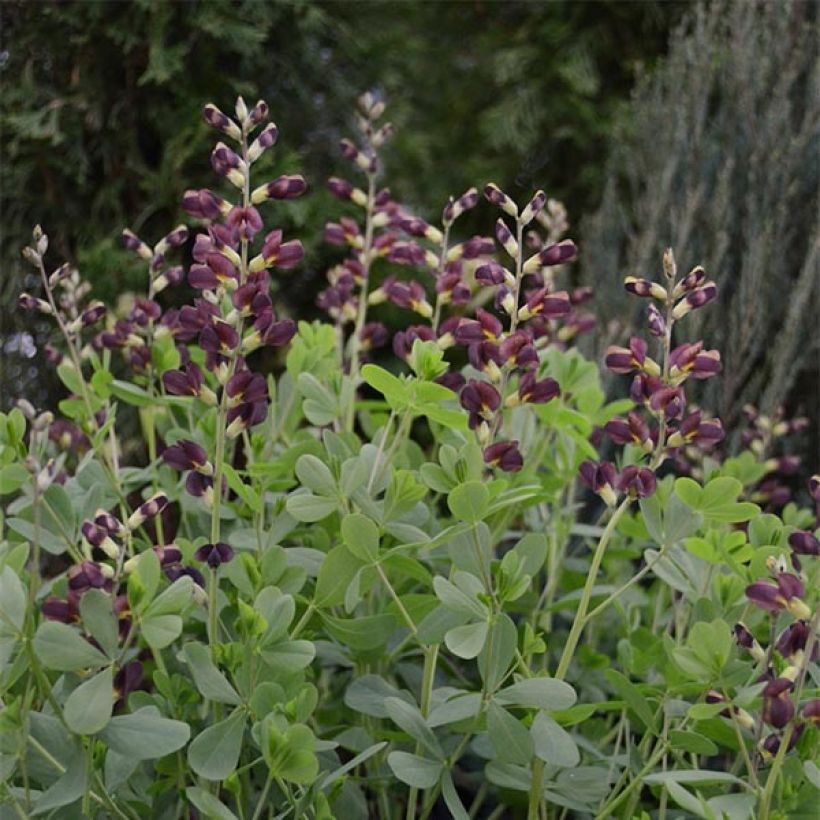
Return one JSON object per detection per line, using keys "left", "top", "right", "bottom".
{"left": 496, "top": 677, "right": 577, "bottom": 712}
{"left": 79, "top": 589, "right": 119, "bottom": 658}
{"left": 669, "top": 730, "right": 719, "bottom": 756}
{"left": 444, "top": 621, "right": 488, "bottom": 659}
{"left": 447, "top": 481, "right": 489, "bottom": 523}
{"left": 188, "top": 710, "right": 246, "bottom": 781}
{"left": 186, "top": 787, "right": 239, "bottom": 820}
{"left": 183, "top": 642, "right": 242, "bottom": 705}
{"left": 33, "top": 621, "right": 109, "bottom": 671}
{"left": 487, "top": 702, "right": 533, "bottom": 766}
{"left": 100, "top": 706, "right": 190, "bottom": 760}
{"left": 295, "top": 454, "right": 337, "bottom": 496}
{"left": 108, "top": 380, "right": 153, "bottom": 407}
{"left": 0, "top": 566, "right": 26, "bottom": 634}
{"left": 531, "top": 712, "right": 580, "bottom": 768}
{"left": 341, "top": 513, "right": 380, "bottom": 562}
{"left": 64, "top": 667, "right": 114, "bottom": 735}
{"left": 385, "top": 697, "right": 443, "bottom": 758}
{"left": 314, "top": 546, "right": 365, "bottom": 608}
{"left": 286, "top": 492, "right": 338, "bottom": 522}
{"left": 321, "top": 612, "right": 397, "bottom": 651}
{"left": 387, "top": 752, "right": 442, "bottom": 788}
{"left": 142, "top": 614, "right": 183, "bottom": 649}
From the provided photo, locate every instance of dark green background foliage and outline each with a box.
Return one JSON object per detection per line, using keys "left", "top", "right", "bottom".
{"left": 1, "top": 0, "right": 679, "bottom": 404}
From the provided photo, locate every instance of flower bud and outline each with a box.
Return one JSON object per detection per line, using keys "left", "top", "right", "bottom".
{"left": 202, "top": 103, "right": 242, "bottom": 141}
{"left": 483, "top": 183, "right": 518, "bottom": 218}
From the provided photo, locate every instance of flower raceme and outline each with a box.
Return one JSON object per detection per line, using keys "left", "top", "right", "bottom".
{"left": 581, "top": 250, "right": 724, "bottom": 505}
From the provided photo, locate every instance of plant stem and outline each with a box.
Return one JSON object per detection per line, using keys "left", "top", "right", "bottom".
{"left": 345, "top": 171, "right": 377, "bottom": 433}
{"left": 405, "top": 645, "right": 439, "bottom": 819}
{"left": 555, "top": 498, "right": 630, "bottom": 680}
{"left": 251, "top": 774, "right": 274, "bottom": 820}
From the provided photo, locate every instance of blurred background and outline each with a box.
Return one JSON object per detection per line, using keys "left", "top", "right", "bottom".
{"left": 1, "top": 0, "right": 817, "bottom": 461}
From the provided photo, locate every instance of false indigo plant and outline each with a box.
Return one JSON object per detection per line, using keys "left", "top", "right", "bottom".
{"left": 0, "top": 93, "right": 817, "bottom": 820}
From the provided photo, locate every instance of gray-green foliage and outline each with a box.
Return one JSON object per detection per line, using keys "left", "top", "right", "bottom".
{"left": 582, "top": 0, "right": 819, "bottom": 439}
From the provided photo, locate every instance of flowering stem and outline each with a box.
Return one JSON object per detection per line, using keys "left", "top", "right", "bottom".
{"left": 345, "top": 171, "right": 377, "bottom": 433}
{"left": 758, "top": 609, "right": 818, "bottom": 818}
{"left": 555, "top": 498, "right": 631, "bottom": 680}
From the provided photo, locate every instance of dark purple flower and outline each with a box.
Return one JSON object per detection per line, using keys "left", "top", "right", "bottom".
{"left": 163, "top": 440, "right": 210, "bottom": 473}
{"left": 127, "top": 493, "right": 169, "bottom": 530}
{"left": 182, "top": 188, "right": 229, "bottom": 221}
{"left": 617, "top": 466, "right": 657, "bottom": 498}
{"left": 42, "top": 597, "right": 79, "bottom": 623}
{"left": 516, "top": 372, "right": 559, "bottom": 405}
{"left": 460, "top": 380, "right": 501, "bottom": 429}
{"left": 165, "top": 564, "right": 206, "bottom": 587}
{"left": 788, "top": 530, "right": 819, "bottom": 556}
{"left": 605, "top": 412, "right": 652, "bottom": 450}
{"left": 251, "top": 175, "right": 307, "bottom": 203}
{"left": 579, "top": 461, "right": 619, "bottom": 506}
{"left": 393, "top": 326, "right": 435, "bottom": 361}
{"left": 194, "top": 542, "right": 235, "bottom": 568}
{"left": 624, "top": 277, "right": 667, "bottom": 300}
{"left": 762, "top": 678, "right": 795, "bottom": 729}
{"left": 746, "top": 574, "right": 811, "bottom": 619}
{"left": 483, "top": 441, "right": 523, "bottom": 473}
{"left": 605, "top": 337, "right": 659, "bottom": 376}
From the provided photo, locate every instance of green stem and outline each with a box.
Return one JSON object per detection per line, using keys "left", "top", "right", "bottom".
{"left": 528, "top": 759, "right": 545, "bottom": 820}
{"left": 251, "top": 774, "right": 274, "bottom": 820}
{"left": 555, "top": 498, "right": 630, "bottom": 681}
{"left": 345, "top": 171, "right": 377, "bottom": 433}
{"left": 405, "top": 645, "right": 439, "bottom": 819}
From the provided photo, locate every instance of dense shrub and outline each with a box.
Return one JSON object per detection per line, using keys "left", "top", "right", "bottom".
{"left": 0, "top": 93, "right": 818, "bottom": 819}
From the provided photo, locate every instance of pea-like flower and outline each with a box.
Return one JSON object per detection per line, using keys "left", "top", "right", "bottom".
{"left": 483, "top": 440, "right": 523, "bottom": 473}
{"left": 746, "top": 573, "right": 811, "bottom": 619}
{"left": 194, "top": 542, "right": 235, "bottom": 568}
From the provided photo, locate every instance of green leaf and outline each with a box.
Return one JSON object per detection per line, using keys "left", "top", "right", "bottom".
{"left": 321, "top": 612, "right": 397, "bottom": 651}
{"left": 496, "top": 677, "right": 577, "bottom": 712}
{"left": 341, "top": 513, "right": 380, "bottom": 563}
{"left": 433, "top": 575, "right": 488, "bottom": 619}
{"left": 362, "top": 364, "right": 407, "bottom": 408}
{"left": 644, "top": 770, "right": 744, "bottom": 786}
{"left": 669, "top": 730, "right": 719, "bottom": 756}
{"left": 479, "top": 614, "right": 517, "bottom": 692}
{"left": 108, "top": 379, "right": 153, "bottom": 407}
{"left": 145, "top": 576, "right": 194, "bottom": 617}
{"left": 142, "top": 614, "right": 183, "bottom": 649}
{"left": 64, "top": 667, "right": 114, "bottom": 735}
{"left": 0, "top": 566, "right": 26, "bottom": 634}
{"left": 314, "top": 546, "right": 365, "bottom": 608}
{"left": 100, "top": 706, "right": 190, "bottom": 760}
{"left": 604, "top": 670, "right": 657, "bottom": 732}
{"left": 295, "top": 454, "right": 337, "bottom": 496}
{"left": 707, "top": 793, "right": 756, "bottom": 820}
{"left": 386, "top": 752, "right": 442, "bottom": 788}
{"left": 260, "top": 640, "right": 315, "bottom": 672}
{"left": 487, "top": 702, "right": 533, "bottom": 766}
{"left": 0, "top": 464, "right": 29, "bottom": 495}
{"left": 385, "top": 697, "right": 443, "bottom": 758}
{"left": 222, "top": 463, "right": 261, "bottom": 513}
{"left": 33, "top": 621, "right": 109, "bottom": 671}
{"left": 57, "top": 361, "right": 85, "bottom": 395}
{"left": 447, "top": 481, "right": 489, "bottom": 523}
{"left": 183, "top": 642, "right": 242, "bottom": 705}
{"left": 286, "top": 492, "right": 338, "bottom": 522}
{"left": 188, "top": 710, "right": 246, "bottom": 781}
{"left": 512, "top": 534, "right": 548, "bottom": 577}
{"left": 444, "top": 621, "right": 488, "bottom": 659}
{"left": 32, "top": 752, "right": 86, "bottom": 815}
{"left": 531, "top": 712, "right": 580, "bottom": 768}
{"left": 441, "top": 770, "right": 470, "bottom": 820}
{"left": 186, "top": 787, "right": 240, "bottom": 820}
{"left": 79, "top": 589, "right": 119, "bottom": 658}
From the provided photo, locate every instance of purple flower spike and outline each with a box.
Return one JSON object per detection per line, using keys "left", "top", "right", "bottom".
{"left": 194, "top": 542, "right": 235, "bottom": 569}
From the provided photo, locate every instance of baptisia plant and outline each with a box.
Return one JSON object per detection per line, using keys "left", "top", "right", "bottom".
{"left": 0, "top": 93, "right": 817, "bottom": 820}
